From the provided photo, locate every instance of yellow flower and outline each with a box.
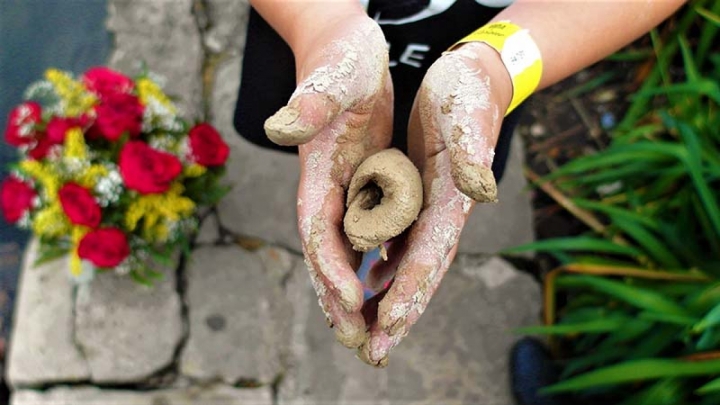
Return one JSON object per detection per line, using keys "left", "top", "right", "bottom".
{"left": 124, "top": 182, "right": 195, "bottom": 243}
{"left": 184, "top": 163, "right": 207, "bottom": 177}
{"left": 63, "top": 127, "right": 87, "bottom": 161}
{"left": 45, "top": 69, "right": 96, "bottom": 117}
{"left": 20, "top": 160, "right": 61, "bottom": 202}
{"left": 75, "top": 164, "right": 109, "bottom": 189}
{"left": 70, "top": 226, "right": 90, "bottom": 276}
{"left": 32, "top": 202, "right": 71, "bottom": 238}
{"left": 136, "top": 78, "right": 177, "bottom": 113}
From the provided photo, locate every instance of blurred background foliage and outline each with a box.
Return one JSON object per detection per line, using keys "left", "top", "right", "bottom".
{"left": 507, "top": 0, "right": 720, "bottom": 403}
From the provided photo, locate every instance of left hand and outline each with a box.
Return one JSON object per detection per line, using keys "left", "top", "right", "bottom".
{"left": 358, "top": 42, "right": 514, "bottom": 366}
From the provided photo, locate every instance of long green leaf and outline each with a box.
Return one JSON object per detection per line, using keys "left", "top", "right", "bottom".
{"left": 556, "top": 275, "right": 692, "bottom": 317}
{"left": 693, "top": 302, "right": 720, "bottom": 332}
{"left": 543, "top": 359, "right": 720, "bottom": 393}
{"left": 503, "top": 237, "right": 644, "bottom": 257}
{"left": 697, "top": 376, "right": 720, "bottom": 394}
{"left": 610, "top": 215, "right": 683, "bottom": 269}
{"left": 637, "top": 310, "right": 698, "bottom": 326}
{"left": 696, "top": 6, "right": 720, "bottom": 27}
{"left": 670, "top": 114, "right": 720, "bottom": 237}
{"left": 619, "top": 378, "right": 685, "bottom": 405}
{"left": 616, "top": 4, "right": 697, "bottom": 131}
{"left": 516, "top": 317, "right": 626, "bottom": 335}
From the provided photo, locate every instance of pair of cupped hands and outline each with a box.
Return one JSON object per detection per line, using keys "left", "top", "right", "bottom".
{"left": 263, "top": 14, "right": 512, "bottom": 367}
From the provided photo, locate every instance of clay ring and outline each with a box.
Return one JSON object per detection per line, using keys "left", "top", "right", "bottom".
{"left": 343, "top": 148, "right": 423, "bottom": 256}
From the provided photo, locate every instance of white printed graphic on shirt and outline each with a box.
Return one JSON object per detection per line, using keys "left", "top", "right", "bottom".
{"left": 359, "top": 0, "right": 515, "bottom": 25}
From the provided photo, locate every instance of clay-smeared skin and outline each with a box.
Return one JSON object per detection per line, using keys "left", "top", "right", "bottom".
{"left": 344, "top": 148, "right": 423, "bottom": 253}
{"left": 263, "top": 16, "right": 395, "bottom": 350}
{"left": 357, "top": 42, "right": 508, "bottom": 367}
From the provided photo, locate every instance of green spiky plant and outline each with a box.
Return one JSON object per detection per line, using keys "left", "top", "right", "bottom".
{"left": 505, "top": 1, "right": 720, "bottom": 403}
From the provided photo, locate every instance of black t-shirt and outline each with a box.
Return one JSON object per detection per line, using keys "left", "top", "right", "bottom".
{"left": 234, "top": 0, "right": 523, "bottom": 181}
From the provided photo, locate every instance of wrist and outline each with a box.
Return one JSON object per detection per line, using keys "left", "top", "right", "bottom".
{"left": 286, "top": 2, "right": 367, "bottom": 62}
{"left": 453, "top": 42, "right": 514, "bottom": 115}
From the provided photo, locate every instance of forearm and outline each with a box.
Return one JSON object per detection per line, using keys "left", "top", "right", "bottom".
{"left": 491, "top": 0, "right": 686, "bottom": 90}
{"left": 248, "top": 0, "right": 366, "bottom": 60}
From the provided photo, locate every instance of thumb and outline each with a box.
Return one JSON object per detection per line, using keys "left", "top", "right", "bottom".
{"left": 432, "top": 47, "right": 507, "bottom": 203}
{"left": 264, "top": 89, "right": 343, "bottom": 146}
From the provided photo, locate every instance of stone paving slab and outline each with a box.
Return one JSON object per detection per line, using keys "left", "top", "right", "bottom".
{"left": 203, "top": 0, "right": 250, "bottom": 54}
{"left": 74, "top": 258, "right": 183, "bottom": 384}
{"left": 107, "top": 0, "right": 203, "bottom": 119}
{"left": 6, "top": 239, "right": 90, "bottom": 388}
{"left": 11, "top": 385, "right": 272, "bottom": 405}
{"left": 280, "top": 255, "right": 541, "bottom": 405}
{"left": 180, "top": 244, "right": 294, "bottom": 385}
{"left": 212, "top": 54, "right": 304, "bottom": 252}
{"left": 458, "top": 135, "right": 534, "bottom": 254}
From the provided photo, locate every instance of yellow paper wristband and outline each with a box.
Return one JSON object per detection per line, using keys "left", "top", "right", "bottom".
{"left": 450, "top": 21, "right": 543, "bottom": 115}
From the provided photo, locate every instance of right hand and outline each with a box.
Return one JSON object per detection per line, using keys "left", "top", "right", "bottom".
{"left": 263, "top": 9, "right": 393, "bottom": 348}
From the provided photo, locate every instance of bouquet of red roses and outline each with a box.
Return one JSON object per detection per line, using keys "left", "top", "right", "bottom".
{"left": 1, "top": 67, "right": 230, "bottom": 283}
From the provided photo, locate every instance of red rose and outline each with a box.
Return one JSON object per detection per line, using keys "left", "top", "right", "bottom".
{"left": 4, "top": 102, "right": 42, "bottom": 147}
{"left": 91, "top": 93, "right": 144, "bottom": 141}
{"left": 27, "top": 136, "right": 55, "bottom": 160}
{"left": 188, "top": 123, "right": 229, "bottom": 167}
{"left": 82, "top": 67, "right": 134, "bottom": 97}
{"left": 78, "top": 227, "right": 130, "bottom": 268}
{"left": 119, "top": 141, "right": 182, "bottom": 194}
{"left": 45, "top": 116, "right": 88, "bottom": 145}
{"left": 58, "top": 182, "right": 102, "bottom": 228}
{"left": 0, "top": 176, "right": 36, "bottom": 223}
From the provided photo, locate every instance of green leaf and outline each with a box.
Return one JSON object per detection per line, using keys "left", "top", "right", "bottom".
{"left": 619, "top": 378, "right": 685, "bottom": 405}
{"left": 516, "top": 317, "right": 627, "bottom": 335}
{"left": 543, "top": 359, "right": 720, "bottom": 393}
{"left": 637, "top": 311, "right": 698, "bottom": 326}
{"left": 556, "top": 275, "right": 692, "bottom": 317}
{"left": 33, "top": 242, "right": 70, "bottom": 267}
{"left": 503, "top": 237, "right": 644, "bottom": 258}
{"left": 610, "top": 215, "right": 683, "bottom": 269}
{"left": 697, "top": 376, "right": 720, "bottom": 395}
{"left": 696, "top": 326, "right": 720, "bottom": 351}
{"left": 693, "top": 301, "right": 720, "bottom": 332}
{"left": 561, "top": 348, "right": 630, "bottom": 380}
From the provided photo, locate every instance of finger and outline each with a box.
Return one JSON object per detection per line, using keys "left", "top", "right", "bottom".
{"left": 367, "top": 152, "right": 474, "bottom": 362}
{"left": 297, "top": 116, "right": 372, "bottom": 313}
{"left": 357, "top": 321, "right": 392, "bottom": 368}
{"left": 420, "top": 44, "right": 504, "bottom": 202}
{"left": 264, "top": 89, "right": 343, "bottom": 146}
{"left": 304, "top": 257, "right": 367, "bottom": 348}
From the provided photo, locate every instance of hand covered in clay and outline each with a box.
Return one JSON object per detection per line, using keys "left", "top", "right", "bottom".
{"left": 358, "top": 42, "right": 513, "bottom": 366}
{"left": 264, "top": 11, "right": 393, "bottom": 348}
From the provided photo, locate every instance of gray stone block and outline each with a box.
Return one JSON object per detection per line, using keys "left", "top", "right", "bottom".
{"left": 180, "top": 245, "right": 294, "bottom": 384}
{"left": 107, "top": 0, "right": 203, "bottom": 120}
{"left": 280, "top": 255, "right": 541, "bottom": 405}
{"left": 11, "top": 385, "right": 272, "bottom": 405}
{"left": 458, "top": 134, "right": 535, "bottom": 254}
{"left": 203, "top": 0, "right": 250, "bottom": 54}
{"left": 74, "top": 259, "right": 183, "bottom": 384}
{"left": 6, "top": 238, "right": 90, "bottom": 387}
{"left": 211, "top": 55, "right": 302, "bottom": 252}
